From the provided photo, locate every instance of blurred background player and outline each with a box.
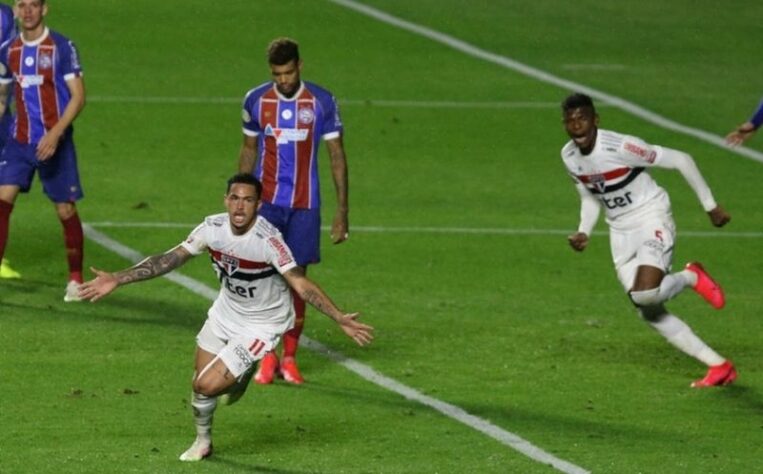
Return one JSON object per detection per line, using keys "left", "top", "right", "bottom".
{"left": 78, "top": 173, "right": 373, "bottom": 462}
{"left": 725, "top": 97, "right": 763, "bottom": 146}
{"left": 0, "top": 0, "right": 18, "bottom": 278}
{"left": 239, "top": 37, "right": 350, "bottom": 384}
{"left": 0, "top": 0, "right": 86, "bottom": 298}
{"left": 560, "top": 92, "right": 736, "bottom": 388}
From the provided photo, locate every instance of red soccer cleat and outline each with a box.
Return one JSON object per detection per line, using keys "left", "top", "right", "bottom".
{"left": 254, "top": 352, "right": 279, "bottom": 384}
{"left": 691, "top": 361, "right": 737, "bottom": 388}
{"left": 279, "top": 357, "right": 304, "bottom": 384}
{"left": 685, "top": 262, "right": 725, "bottom": 309}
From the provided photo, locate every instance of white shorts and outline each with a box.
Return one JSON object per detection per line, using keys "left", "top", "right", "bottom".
{"left": 609, "top": 214, "right": 676, "bottom": 292}
{"left": 196, "top": 317, "right": 281, "bottom": 378}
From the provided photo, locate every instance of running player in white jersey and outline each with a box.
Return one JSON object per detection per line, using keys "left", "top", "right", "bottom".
{"left": 78, "top": 173, "right": 373, "bottom": 462}
{"left": 560, "top": 93, "right": 736, "bottom": 388}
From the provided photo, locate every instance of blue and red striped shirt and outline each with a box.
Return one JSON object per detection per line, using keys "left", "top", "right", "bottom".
{"left": 0, "top": 27, "right": 83, "bottom": 145}
{"left": 242, "top": 81, "right": 343, "bottom": 209}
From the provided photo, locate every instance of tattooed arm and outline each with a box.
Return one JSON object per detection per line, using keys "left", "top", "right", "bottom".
{"left": 79, "top": 246, "right": 194, "bottom": 302}
{"left": 282, "top": 268, "right": 374, "bottom": 347}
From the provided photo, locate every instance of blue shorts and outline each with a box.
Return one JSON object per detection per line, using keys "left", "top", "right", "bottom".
{"left": 258, "top": 201, "right": 320, "bottom": 267}
{"left": 0, "top": 133, "right": 83, "bottom": 203}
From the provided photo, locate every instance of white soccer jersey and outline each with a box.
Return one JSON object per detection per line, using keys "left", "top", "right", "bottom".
{"left": 181, "top": 213, "right": 298, "bottom": 335}
{"left": 561, "top": 129, "right": 671, "bottom": 230}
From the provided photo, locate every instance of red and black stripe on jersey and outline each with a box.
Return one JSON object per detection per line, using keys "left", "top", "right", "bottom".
{"left": 576, "top": 167, "right": 644, "bottom": 194}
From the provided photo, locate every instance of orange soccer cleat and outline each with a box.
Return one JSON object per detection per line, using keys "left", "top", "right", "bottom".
{"left": 253, "top": 352, "right": 279, "bottom": 385}
{"left": 691, "top": 361, "right": 737, "bottom": 388}
{"left": 685, "top": 262, "right": 725, "bottom": 309}
{"left": 279, "top": 356, "right": 304, "bottom": 384}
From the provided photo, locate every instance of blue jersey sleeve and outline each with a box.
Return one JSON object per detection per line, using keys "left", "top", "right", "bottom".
{"left": 750, "top": 98, "right": 763, "bottom": 130}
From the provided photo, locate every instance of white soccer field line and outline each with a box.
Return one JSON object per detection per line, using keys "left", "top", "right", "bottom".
{"left": 327, "top": 0, "right": 763, "bottom": 165}
{"left": 86, "top": 221, "right": 763, "bottom": 239}
{"left": 82, "top": 223, "right": 589, "bottom": 474}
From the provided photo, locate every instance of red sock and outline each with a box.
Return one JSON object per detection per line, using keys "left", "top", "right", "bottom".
{"left": 60, "top": 212, "right": 84, "bottom": 283}
{"left": 282, "top": 288, "right": 306, "bottom": 358}
{"left": 0, "top": 200, "right": 13, "bottom": 260}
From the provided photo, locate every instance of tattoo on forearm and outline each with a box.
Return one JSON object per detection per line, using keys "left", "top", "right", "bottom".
{"left": 302, "top": 288, "right": 337, "bottom": 319}
{"left": 116, "top": 252, "right": 183, "bottom": 284}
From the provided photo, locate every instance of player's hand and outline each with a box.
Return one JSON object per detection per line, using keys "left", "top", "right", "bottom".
{"left": 337, "top": 312, "right": 374, "bottom": 346}
{"left": 330, "top": 210, "right": 349, "bottom": 244}
{"left": 36, "top": 129, "right": 63, "bottom": 161}
{"left": 725, "top": 122, "right": 757, "bottom": 147}
{"left": 708, "top": 206, "right": 731, "bottom": 228}
{"left": 567, "top": 232, "right": 589, "bottom": 252}
{"left": 78, "top": 267, "right": 119, "bottom": 302}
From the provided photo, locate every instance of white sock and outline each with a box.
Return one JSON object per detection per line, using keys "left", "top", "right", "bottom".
{"left": 647, "top": 312, "right": 725, "bottom": 366}
{"left": 658, "top": 271, "right": 693, "bottom": 300}
{"left": 190, "top": 391, "right": 217, "bottom": 440}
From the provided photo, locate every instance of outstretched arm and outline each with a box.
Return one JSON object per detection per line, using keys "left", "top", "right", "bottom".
{"left": 726, "top": 99, "right": 763, "bottom": 147}
{"left": 282, "top": 268, "right": 373, "bottom": 346}
{"left": 658, "top": 147, "right": 730, "bottom": 227}
{"left": 325, "top": 137, "right": 349, "bottom": 244}
{"left": 79, "top": 245, "right": 194, "bottom": 302}
{"left": 238, "top": 135, "right": 258, "bottom": 174}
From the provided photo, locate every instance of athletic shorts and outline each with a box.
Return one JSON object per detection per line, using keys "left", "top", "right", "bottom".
{"left": 0, "top": 133, "right": 83, "bottom": 203}
{"left": 610, "top": 214, "right": 676, "bottom": 292}
{"left": 196, "top": 317, "right": 282, "bottom": 378}
{"left": 258, "top": 201, "right": 320, "bottom": 266}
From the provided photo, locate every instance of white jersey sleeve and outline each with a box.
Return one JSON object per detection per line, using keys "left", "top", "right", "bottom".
{"left": 617, "top": 134, "right": 664, "bottom": 168}
{"left": 179, "top": 216, "right": 221, "bottom": 255}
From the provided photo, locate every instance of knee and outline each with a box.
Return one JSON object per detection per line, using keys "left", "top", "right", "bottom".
{"left": 192, "top": 377, "right": 220, "bottom": 397}
{"left": 629, "top": 288, "right": 661, "bottom": 307}
{"left": 635, "top": 303, "right": 667, "bottom": 323}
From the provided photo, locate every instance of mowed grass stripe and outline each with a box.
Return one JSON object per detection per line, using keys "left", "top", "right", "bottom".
{"left": 83, "top": 224, "right": 591, "bottom": 474}
{"left": 328, "top": 0, "right": 763, "bottom": 164}
{"left": 87, "top": 222, "right": 763, "bottom": 239}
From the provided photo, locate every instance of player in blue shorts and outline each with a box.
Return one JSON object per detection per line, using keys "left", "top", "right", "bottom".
{"left": 0, "top": 0, "right": 87, "bottom": 301}
{"left": 0, "top": 0, "right": 18, "bottom": 278}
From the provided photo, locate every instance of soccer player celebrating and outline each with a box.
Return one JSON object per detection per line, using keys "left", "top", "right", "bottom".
{"left": 0, "top": 0, "right": 86, "bottom": 298}
{"left": 725, "top": 97, "right": 763, "bottom": 146}
{"left": 560, "top": 93, "right": 736, "bottom": 388}
{"left": 239, "top": 37, "right": 350, "bottom": 384}
{"left": 78, "top": 173, "right": 373, "bottom": 462}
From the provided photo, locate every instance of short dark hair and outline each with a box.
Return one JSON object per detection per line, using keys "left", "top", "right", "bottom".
{"left": 561, "top": 93, "right": 596, "bottom": 113}
{"left": 226, "top": 173, "right": 262, "bottom": 197}
{"left": 267, "top": 37, "right": 299, "bottom": 66}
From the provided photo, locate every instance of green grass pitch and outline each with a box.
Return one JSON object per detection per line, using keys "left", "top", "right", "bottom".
{"left": 1, "top": 1, "right": 762, "bottom": 473}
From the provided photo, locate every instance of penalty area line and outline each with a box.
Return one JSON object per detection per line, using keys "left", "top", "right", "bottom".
{"left": 82, "top": 223, "right": 590, "bottom": 474}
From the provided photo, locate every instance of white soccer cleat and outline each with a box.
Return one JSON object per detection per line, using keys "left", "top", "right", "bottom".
{"left": 178, "top": 437, "right": 212, "bottom": 462}
{"left": 63, "top": 281, "right": 83, "bottom": 302}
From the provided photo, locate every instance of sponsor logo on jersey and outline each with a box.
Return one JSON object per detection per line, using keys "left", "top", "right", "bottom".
{"left": 264, "top": 123, "right": 308, "bottom": 144}
{"left": 624, "top": 142, "right": 656, "bottom": 163}
{"left": 38, "top": 52, "right": 53, "bottom": 70}
{"left": 24, "top": 56, "right": 34, "bottom": 67}
{"left": 298, "top": 106, "right": 314, "bottom": 124}
{"left": 268, "top": 237, "right": 294, "bottom": 267}
{"left": 281, "top": 109, "right": 293, "bottom": 120}
{"left": 16, "top": 74, "right": 44, "bottom": 88}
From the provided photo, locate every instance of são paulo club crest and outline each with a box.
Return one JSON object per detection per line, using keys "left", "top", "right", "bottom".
{"left": 220, "top": 254, "right": 240, "bottom": 275}
{"left": 590, "top": 174, "right": 607, "bottom": 193}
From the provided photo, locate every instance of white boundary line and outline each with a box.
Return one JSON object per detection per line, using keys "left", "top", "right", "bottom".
{"left": 82, "top": 223, "right": 590, "bottom": 474}
{"left": 86, "top": 221, "right": 763, "bottom": 239}
{"left": 327, "top": 0, "right": 763, "bottom": 164}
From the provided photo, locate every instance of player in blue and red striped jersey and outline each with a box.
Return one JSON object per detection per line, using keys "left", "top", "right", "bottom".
{"left": 239, "top": 37, "right": 350, "bottom": 384}
{"left": 0, "top": 0, "right": 86, "bottom": 300}
{"left": 726, "top": 97, "right": 763, "bottom": 146}
{"left": 0, "top": 1, "right": 18, "bottom": 278}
